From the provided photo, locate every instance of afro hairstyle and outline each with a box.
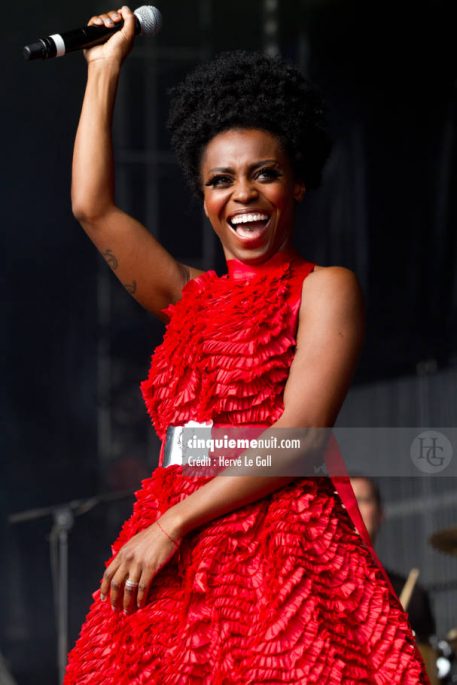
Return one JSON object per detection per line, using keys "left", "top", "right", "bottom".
{"left": 167, "top": 50, "right": 332, "bottom": 198}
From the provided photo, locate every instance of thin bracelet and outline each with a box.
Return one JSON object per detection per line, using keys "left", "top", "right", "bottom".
{"left": 156, "top": 520, "right": 180, "bottom": 548}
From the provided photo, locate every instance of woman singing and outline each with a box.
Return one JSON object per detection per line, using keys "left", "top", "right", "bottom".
{"left": 64, "top": 6, "right": 430, "bottom": 683}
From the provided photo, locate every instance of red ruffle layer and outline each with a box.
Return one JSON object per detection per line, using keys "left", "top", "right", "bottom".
{"left": 64, "top": 470, "right": 428, "bottom": 684}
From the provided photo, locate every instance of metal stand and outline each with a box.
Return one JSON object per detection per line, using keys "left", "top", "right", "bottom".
{"left": 49, "top": 507, "right": 74, "bottom": 682}
{"left": 8, "top": 490, "right": 133, "bottom": 684}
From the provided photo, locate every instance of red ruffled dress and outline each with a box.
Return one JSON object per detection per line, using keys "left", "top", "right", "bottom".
{"left": 64, "top": 250, "right": 430, "bottom": 684}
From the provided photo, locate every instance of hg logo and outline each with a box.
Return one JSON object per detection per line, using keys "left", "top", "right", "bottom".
{"left": 410, "top": 431, "right": 453, "bottom": 474}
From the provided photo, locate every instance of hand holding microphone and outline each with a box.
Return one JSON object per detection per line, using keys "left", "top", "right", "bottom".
{"left": 84, "top": 6, "right": 139, "bottom": 66}
{"left": 23, "top": 5, "right": 162, "bottom": 63}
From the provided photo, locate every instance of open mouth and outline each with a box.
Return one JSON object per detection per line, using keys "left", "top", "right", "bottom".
{"left": 227, "top": 212, "right": 271, "bottom": 240}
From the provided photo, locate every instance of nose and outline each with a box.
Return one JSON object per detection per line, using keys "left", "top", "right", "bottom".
{"left": 233, "top": 177, "right": 258, "bottom": 203}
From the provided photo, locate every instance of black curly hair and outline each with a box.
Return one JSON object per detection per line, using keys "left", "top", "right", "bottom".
{"left": 167, "top": 50, "right": 332, "bottom": 198}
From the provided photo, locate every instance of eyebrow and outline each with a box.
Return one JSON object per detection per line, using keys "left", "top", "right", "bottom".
{"left": 207, "top": 159, "right": 279, "bottom": 174}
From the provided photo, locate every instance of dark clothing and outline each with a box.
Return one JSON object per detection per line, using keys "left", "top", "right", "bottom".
{"left": 387, "top": 569, "right": 436, "bottom": 643}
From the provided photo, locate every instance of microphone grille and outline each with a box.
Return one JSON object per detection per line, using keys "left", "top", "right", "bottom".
{"left": 134, "top": 5, "right": 162, "bottom": 36}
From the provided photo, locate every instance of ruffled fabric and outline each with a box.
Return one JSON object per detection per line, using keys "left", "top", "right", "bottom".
{"left": 140, "top": 253, "right": 312, "bottom": 440}
{"left": 64, "top": 251, "right": 430, "bottom": 684}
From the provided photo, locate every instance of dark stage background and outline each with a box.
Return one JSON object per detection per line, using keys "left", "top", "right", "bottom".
{"left": 2, "top": 1, "right": 457, "bottom": 683}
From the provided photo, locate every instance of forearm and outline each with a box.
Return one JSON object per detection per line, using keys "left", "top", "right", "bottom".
{"left": 71, "top": 61, "right": 120, "bottom": 220}
{"left": 161, "top": 424, "right": 327, "bottom": 539}
{"left": 163, "top": 472, "right": 295, "bottom": 539}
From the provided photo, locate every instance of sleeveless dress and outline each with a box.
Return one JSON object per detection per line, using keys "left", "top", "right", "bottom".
{"left": 64, "top": 250, "right": 430, "bottom": 684}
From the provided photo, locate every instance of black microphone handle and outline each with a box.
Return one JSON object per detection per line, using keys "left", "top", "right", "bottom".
{"left": 23, "top": 19, "right": 141, "bottom": 61}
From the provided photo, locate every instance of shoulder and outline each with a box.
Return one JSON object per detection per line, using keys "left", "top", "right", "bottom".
{"left": 281, "top": 264, "right": 365, "bottom": 426}
{"left": 303, "top": 264, "right": 361, "bottom": 293}
{"left": 300, "top": 265, "right": 364, "bottom": 320}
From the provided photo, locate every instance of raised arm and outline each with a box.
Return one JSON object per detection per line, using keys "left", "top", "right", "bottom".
{"left": 71, "top": 6, "right": 203, "bottom": 319}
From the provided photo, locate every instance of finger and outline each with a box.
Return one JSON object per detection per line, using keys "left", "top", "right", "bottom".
{"left": 107, "top": 10, "right": 123, "bottom": 25}
{"left": 118, "top": 6, "right": 136, "bottom": 38}
{"left": 119, "top": 5, "right": 133, "bottom": 17}
{"left": 136, "top": 568, "right": 154, "bottom": 610}
{"left": 100, "top": 559, "right": 120, "bottom": 602}
{"left": 123, "top": 568, "right": 141, "bottom": 614}
{"left": 88, "top": 12, "right": 119, "bottom": 28}
{"left": 88, "top": 16, "right": 104, "bottom": 26}
{"left": 110, "top": 566, "right": 128, "bottom": 610}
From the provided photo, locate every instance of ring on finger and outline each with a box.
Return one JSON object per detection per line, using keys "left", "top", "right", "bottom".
{"left": 125, "top": 578, "right": 139, "bottom": 590}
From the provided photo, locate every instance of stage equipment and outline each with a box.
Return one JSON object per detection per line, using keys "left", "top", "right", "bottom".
{"left": 429, "top": 526, "right": 457, "bottom": 557}
{"left": 9, "top": 490, "right": 134, "bottom": 684}
{"left": 23, "top": 6, "right": 161, "bottom": 61}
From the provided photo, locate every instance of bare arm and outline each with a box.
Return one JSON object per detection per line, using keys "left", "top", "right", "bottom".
{"left": 71, "top": 7, "right": 202, "bottom": 319}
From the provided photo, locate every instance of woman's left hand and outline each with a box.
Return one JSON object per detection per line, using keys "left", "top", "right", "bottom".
{"left": 100, "top": 517, "right": 182, "bottom": 613}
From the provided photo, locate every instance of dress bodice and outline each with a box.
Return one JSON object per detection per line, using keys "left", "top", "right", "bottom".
{"left": 140, "top": 250, "right": 314, "bottom": 440}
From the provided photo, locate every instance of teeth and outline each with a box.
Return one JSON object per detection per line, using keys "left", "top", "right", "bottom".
{"left": 230, "top": 213, "right": 269, "bottom": 226}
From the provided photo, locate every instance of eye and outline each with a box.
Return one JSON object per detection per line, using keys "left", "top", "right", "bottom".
{"left": 205, "top": 174, "right": 233, "bottom": 188}
{"left": 256, "top": 167, "right": 281, "bottom": 182}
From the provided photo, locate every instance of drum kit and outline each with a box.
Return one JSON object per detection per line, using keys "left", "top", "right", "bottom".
{"left": 410, "top": 525, "right": 457, "bottom": 684}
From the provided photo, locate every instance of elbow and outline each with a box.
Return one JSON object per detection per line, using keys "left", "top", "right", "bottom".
{"left": 71, "top": 195, "right": 113, "bottom": 227}
{"left": 71, "top": 190, "right": 93, "bottom": 224}
{"left": 71, "top": 202, "right": 91, "bottom": 224}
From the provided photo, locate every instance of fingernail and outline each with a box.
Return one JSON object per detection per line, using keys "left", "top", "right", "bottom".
{"left": 94, "top": 18, "right": 103, "bottom": 24}
{"left": 111, "top": 605, "right": 117, "bottom": 612}
{"left": 123, "top": 609, "right": 129, "bottom": 615}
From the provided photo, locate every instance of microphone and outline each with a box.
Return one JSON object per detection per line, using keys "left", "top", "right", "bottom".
{"left": 23, "top": 5, "right": 162, "bottom": 61}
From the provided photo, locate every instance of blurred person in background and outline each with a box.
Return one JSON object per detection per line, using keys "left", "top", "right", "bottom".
{"left": 349, "top": 475, "right": 436, "bottom": 643}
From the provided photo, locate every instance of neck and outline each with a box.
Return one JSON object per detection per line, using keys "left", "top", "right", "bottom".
{"left": 226, "top": 247, "right": 299, "bottom": 279}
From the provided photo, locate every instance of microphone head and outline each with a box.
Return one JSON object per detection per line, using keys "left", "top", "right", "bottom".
{"left": 134, "top": 5, "right": 162, "bottom": 37}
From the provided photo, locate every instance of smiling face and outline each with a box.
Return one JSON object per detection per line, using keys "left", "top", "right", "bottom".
{"left": 200, "top": 128, "right": 305, "bottom": 263}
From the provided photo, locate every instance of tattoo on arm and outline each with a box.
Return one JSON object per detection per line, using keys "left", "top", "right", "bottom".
{"left": 124, "top": 280, "right": 137, "bottom": 295}
{"left": 103, "top": 249, "right": 118, "bottom": 271}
